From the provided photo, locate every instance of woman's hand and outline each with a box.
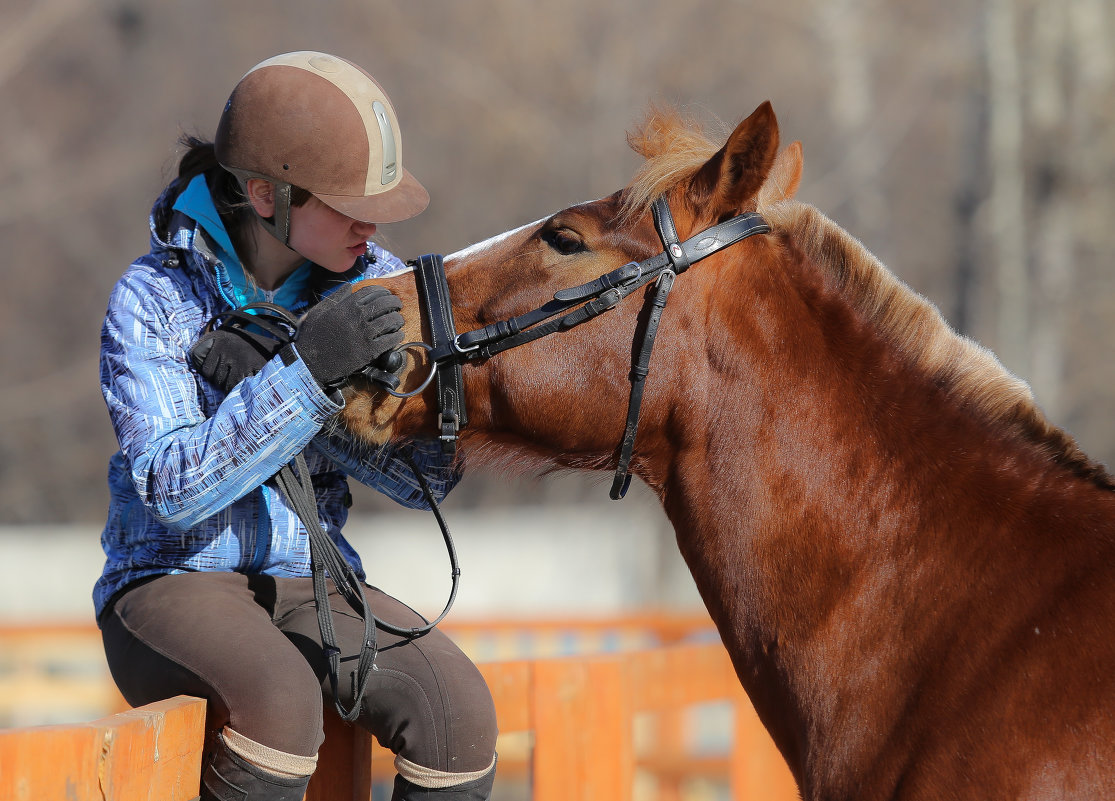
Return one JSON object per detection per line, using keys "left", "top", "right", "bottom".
{"left": 296, "top": 285, "right": 404, "bottom": 391}
{"left": 190, "top": 326, "right": 279, "bottom": 392}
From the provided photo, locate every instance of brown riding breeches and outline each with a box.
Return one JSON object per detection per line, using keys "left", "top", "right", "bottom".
{"left": 100, "top": 571, "right": 497, "bottom": 773}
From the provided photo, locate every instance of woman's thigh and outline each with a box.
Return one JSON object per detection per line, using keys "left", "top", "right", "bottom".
{"left": 100, "top": 571, "right": 326, "bottom": 755}
{"left": 271, "top": 578, "right": 498, "bottom": 773}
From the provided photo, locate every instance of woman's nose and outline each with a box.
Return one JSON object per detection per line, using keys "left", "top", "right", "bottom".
{"left": 353, "top": 220, "right": 378, "bottom": 238}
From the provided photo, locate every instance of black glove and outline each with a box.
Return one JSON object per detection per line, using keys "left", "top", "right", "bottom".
{"left": 295, "top": 285, "right": 404, "bottom": 391}
{"left": 190, "top": 325, "right": 283, "bottom": 393}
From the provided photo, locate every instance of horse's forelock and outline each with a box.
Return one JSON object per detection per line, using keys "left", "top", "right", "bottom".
{"left": 619, "top": 105, "right": 724, "bottom": 226}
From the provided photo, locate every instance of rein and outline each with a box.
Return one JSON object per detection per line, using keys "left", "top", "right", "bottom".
{"left": 273, "top": 447, "right": 459, "bottom": 721}
{"left": 406, "top": 197, "right": 770, "bottom": 499}
{"left": 200, "top": 302, "right": 461, "bottom": 722}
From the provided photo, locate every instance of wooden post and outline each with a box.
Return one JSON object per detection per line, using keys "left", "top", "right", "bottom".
{"left": 532, "top": 655, "right": 633, "bottom": 801}
{"left": 478, "top": 660, "right": 532, "bottom": 733}
{"left": 304, "top": 708, "right": 374, "bottom": 801}
{"left": 627, "top": 642, "right": 736, "bottom": 800}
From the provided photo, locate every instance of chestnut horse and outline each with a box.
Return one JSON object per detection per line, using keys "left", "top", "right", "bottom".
{"left": 342, "top": 102, "right": 1115, "bottom": 799}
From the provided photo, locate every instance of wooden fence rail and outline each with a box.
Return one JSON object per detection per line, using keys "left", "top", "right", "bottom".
{"left": 0, "top": 614, "right": 718, "bottom": 727}
{"left": 0, "top": 623, "right": 799, "bottom": 800}
{"left": 0, "top": 695, "right": 206, "bottom": 801}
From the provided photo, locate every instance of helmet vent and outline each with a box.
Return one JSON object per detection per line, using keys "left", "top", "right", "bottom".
{"left": 373, "top": 100, "right": 397, "bottom": 186}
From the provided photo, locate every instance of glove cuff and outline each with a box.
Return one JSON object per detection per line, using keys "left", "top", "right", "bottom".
{"left": 281, "top": 343, "right": 345, "bottom": 405}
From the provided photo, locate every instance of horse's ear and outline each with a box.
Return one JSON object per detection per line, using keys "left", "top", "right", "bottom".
{"left": 689, "top": 100, "right": 780, "bottom": 215}
{"left": 758, "top": 141, "right": 804, "bottom": 207}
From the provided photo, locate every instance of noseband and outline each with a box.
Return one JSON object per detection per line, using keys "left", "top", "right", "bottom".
{"left": 400, "top": 197, "right": 770, "bottom": 499}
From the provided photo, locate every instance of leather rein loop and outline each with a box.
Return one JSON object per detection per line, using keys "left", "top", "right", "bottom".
{"left": 409, "top": 197, "right": 771, "bottom": 497}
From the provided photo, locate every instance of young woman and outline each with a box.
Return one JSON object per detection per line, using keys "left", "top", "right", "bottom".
{"left": 95, "top": 52, "right": 497, "bottom": 801}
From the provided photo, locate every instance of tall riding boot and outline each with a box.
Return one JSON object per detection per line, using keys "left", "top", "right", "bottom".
{"left": 199, "top": 733, "right": 312, "bottom": 801}
{"left": 391, "top": 764, "right": 497, "bottom": 801}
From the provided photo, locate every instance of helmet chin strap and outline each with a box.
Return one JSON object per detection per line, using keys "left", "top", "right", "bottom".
{"left": 235, "top": 173, "right": 294, "bottom": 246}
{"left": 259, "top": 180, "right": 293, "bottom": 246}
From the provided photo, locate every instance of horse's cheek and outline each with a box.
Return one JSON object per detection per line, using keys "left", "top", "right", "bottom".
{"left": 337, "top": 388, "right": 413, "bottom": 447}
{"left": 337, "top": 393, "right": 387, "bottom": 447}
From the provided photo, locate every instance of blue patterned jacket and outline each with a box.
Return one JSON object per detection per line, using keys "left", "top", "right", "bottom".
{"left": 94, "top": 178, "right": 457, "bottom": 620}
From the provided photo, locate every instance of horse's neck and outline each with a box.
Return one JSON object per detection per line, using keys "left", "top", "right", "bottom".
{"left": 660, "top": 382, "right": 924, "bottom": 787}
{"left": 655, "top": 262, "right": 1095, "bottom": 793}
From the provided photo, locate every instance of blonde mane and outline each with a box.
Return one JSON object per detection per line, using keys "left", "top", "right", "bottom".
{"left": 622, "top": 106, "right": 1113, "bottom": 488}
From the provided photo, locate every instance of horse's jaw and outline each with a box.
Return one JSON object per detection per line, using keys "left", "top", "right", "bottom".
{"left": 336, "top": 385, "right": 401, "bottom": 447}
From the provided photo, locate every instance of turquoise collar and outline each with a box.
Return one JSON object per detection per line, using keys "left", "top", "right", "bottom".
{"left": 173, "top": 174, "right": 310, "bottom": 309}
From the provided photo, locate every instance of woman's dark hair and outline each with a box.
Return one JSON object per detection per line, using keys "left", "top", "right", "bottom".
{"left": 157, "top": 134, "right": 311, "bottom": 260}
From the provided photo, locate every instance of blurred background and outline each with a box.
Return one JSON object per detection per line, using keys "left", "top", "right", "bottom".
{"left": 0, "top": 0, "right": 1113, "bottom": 795}
{"left": 4, "top": 0, "right": 1115, "bottom": 527}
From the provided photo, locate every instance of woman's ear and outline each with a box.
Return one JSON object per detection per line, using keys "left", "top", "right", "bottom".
{"left": 245, "top": 178, "right": 276, "bottom": 218}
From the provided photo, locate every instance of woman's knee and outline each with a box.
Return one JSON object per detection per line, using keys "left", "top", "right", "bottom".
{"left": 362, "top": 632, "right": 497, "bottom": 773}
{"left": 227, "top": 660, "right": 325, "bottom": 756}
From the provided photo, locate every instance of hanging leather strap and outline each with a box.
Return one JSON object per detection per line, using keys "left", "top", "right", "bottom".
{"left": 609, "top": 197, "right": 689, "bottom": 498}
{"left": 610, "top": 268, "right": 676, "bottom": 499}
{"left": 412, "top": 255, "right": 467, "bottom": 454}
{"left": 272, "top": 450, "right": 461, "bottom": 722}
{"left": 273, "top": 455, "right": 377, "bottom": 722}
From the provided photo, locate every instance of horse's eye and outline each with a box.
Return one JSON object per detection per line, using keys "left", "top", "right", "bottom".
{"left": 541, "top": 227, "right": 587, "bottom": 256}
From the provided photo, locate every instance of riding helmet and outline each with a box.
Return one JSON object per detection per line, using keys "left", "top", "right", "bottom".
{"left": 214, "top": 51, "right": 429, "bottom": 241}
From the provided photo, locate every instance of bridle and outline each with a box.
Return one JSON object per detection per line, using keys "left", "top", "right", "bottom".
{"left": 398, "top": 197, "right": 770, "bottom": 499}
{"left": 194, "top": 198, "right": 767, "bottom": 723}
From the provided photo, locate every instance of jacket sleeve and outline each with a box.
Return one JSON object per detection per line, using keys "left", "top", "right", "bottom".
{"left": 100, "top": 269, "right": 341, "bottom": 530}
{"left": 310, "top": 431, "right": 462, "bottom": 510}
